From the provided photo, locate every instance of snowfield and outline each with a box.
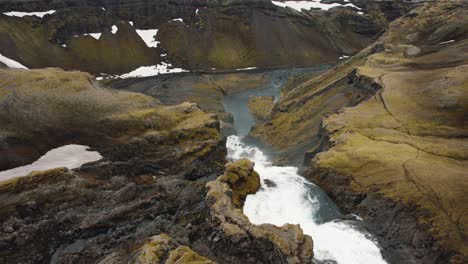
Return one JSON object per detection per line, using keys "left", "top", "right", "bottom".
{"left": 3, "top": 10, "right": 56, "bottom": 18}
{"left": 0, "top": 53, "right": 28, "bottom": 69}
{"left": 115, "top": 62, "right": 187, "bottom": 78}
{"left": 0, "top": 145, "right": 102, "bottom": 182}
{"left": 135, "top": 29, "right": 160, "bottom": 48}
{"left": 271, "top": 0, "right": 360, "bottom": 11}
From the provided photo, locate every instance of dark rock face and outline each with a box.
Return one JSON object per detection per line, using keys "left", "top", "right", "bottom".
{"left": 308, "top": 166, "right": 452, "bottom": 264}
{"left": 0, "top": 165, "right": 221, "bottom": 263}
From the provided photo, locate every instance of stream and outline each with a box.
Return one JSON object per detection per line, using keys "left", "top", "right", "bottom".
{"left": 223, "top": 67, "right": 387, "bottom": 264}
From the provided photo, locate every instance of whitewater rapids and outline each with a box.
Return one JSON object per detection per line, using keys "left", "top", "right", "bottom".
{"left": 227, "top": 135, "right": 387, "bottom": 264}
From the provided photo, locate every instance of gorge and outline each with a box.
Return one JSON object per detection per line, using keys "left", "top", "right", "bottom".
{"left": 0, "top": 1, "right": 467, "bottom": 264}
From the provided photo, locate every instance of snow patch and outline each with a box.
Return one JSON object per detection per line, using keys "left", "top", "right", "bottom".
{"left": 438, "top": 39, "right": 455, "bottom": 45}
{"left": 170, "top": 18, "right": 184, "bottom": 23}
{"left": 129, "top": 21, "right": 134, "bottom": 26}
{"left": 115, "top": 62, "right": 188, "bottom": 78}
{"left": 0, "top": 145, "right": 102, "bottom": 182}
{"left": 3, "top": 10, "right": 56, "bottom": 18}
{"left": 339, "top": 55, "right": 349, "bottom": 60}
{"left": 0, "top": 53, "right": 28, "bottom": 69}
{"left": 135, "top": 29, "right": 159, "bottom": 48}
{"left": 111, "top": 25, "right": 118, "bottom": 34}
{"left": 236, "top": 67, "right": 258, "bottom": 71}
{"left": 271, "top": 0, "right": 360, "bottom": 11}
{"left": 83, "top": 33, "right": 102, "bottom": 40}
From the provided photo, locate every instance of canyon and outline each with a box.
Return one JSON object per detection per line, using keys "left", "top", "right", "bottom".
{"left": 0, "top": 1, "right": 466, "bottom": 264}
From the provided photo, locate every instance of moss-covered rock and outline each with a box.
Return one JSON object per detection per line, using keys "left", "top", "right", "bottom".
{"left": 247, "top": 96, "right": 274, "bottom": 123}
{"left": 132, "top": 233, "right": 214, "bottom": 264}
{"left": 216, "top": 158, "right": 260, "bottom": 207}
{"left": 205, "top": 159, "right": 313, "bottom": 263}
{"left": 165, "top": 246, "right": 214, "bottom": 264}
{"left": 137, "top": 234, "right": 176, "bottom": 264}
{"left": 0, "top": 68, "right": 225, "bottom": 179}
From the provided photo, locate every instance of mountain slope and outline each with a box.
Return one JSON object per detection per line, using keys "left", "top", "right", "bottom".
{"left": 0, "top": 0, "right": 405, "bottom": 74}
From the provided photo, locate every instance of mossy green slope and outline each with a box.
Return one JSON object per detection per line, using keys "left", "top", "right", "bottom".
{"left": 0, "top": 68, "right": 223, "bottom": 173}
{"left": 0, "top": 14, "right": 158, "bottom": 74}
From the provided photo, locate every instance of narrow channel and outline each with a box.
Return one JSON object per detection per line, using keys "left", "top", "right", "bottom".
{"left": 223, "top": 67, "right": 387, "bottom": 264}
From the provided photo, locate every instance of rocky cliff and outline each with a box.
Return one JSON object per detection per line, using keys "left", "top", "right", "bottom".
{"left": 250, "top": 1, "right": 468, "bottom": 263}
{"left": 0, "top": 67, "right": 314, "bottom": 264}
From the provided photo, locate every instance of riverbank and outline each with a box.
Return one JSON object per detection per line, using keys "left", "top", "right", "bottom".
{"left": 222, "top": 76, "right": 387, "bottom": 263}
{"left": 248, "top": 1, "right": 468, "bottom": 263}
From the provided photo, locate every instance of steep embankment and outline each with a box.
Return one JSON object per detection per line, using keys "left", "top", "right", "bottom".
{"left": 0, "top": 0, "right": 404, "bottom": 74}
{"left": 0, "top": 67, "right": 312, "bottom": 263}
{"left": 251, "top": 1, "right": 468, "bottom": 263}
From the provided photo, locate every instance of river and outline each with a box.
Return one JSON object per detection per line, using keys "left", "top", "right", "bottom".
{"left": 223, "top": 67, "right": 387, "bottom": 264}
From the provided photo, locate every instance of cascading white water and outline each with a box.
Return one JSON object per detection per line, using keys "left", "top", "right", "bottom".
{"left": 227, "top": 135, "right": 387, "bottom": 264}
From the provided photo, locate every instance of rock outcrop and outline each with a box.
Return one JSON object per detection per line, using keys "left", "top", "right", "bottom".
{"left": 97, "top": 233, "right": 215, "bottom": 264}
{"left": 0, "top": 68, "right": 224, "bottom": 176}
{"left": 250, "top": 1, "right": 468, "bottom": 263}
{"left": 0, "top": 67, "right": 229, "bottom": 263}
{"left": 247, "top": 96, "right": 274, "bottom": 123}
{"left": 206, "top": 159, "right": 314, "bottom": 264}
{"left": 0, "top": 67, "right": 313, "bottom": 264}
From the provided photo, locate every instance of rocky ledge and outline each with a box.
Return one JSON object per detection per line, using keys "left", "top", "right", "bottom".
{"left": 206, "top": 159, "right": 313, "bottom": 264}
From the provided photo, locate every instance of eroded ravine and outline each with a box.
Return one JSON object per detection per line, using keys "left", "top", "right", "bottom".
{"left": 223, "top": 68, "right": 388, "bottom": 264}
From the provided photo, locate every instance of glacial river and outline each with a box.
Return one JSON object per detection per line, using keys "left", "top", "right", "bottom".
{"left": 223, "top": 67, "right": 387, "bottom": 264}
